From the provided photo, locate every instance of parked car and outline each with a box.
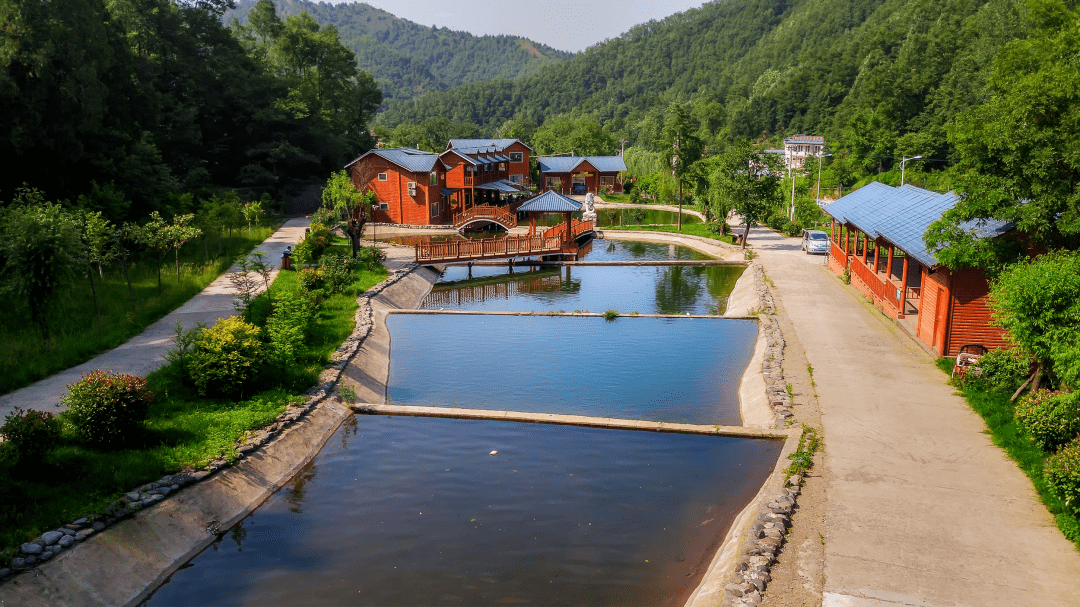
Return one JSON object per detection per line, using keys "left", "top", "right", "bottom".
{"left": 801, "top": 229, "right": 830, "bottom": 254}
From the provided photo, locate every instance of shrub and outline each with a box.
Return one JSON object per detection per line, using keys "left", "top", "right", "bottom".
{"left": 63, "top": 371, "right": 153, "bottom": 448}
{"left": 1046, "top": 436, "right": 1080, "bottom": 514}
{"left": 319, "top": 251, "right": 356, "bottom": 294}
{"left": 1, "top": 407, "right": 60, "bottom": 464}
{"left": 1014, "top": 390, "right": 1080, "bottom": 452}
{"left": 188, "top": 317, "right": 267, "bottom": 397}
{"left": 266, "top": 292, "right": 314, "bottom": 366}
{"left": 297, "top": 267, "right": 324, "bottom": 293}
{"left": 970, "top": 347, "right": 1033, "bottom": 391}
{"left": 766, "top": 213, "right": 786, "bottom": 231}
{"left": 356, "top": 245, "right": 385, "bottom": 270}
{"left": 783, "top": 221, "right": 802, "bottom": 237}
{"left": 292, "top": 226, "right": 333, "bottom": 266}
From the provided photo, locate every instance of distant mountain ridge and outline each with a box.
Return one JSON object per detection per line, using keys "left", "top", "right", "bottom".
{"left": 226, "top": 0, "right": 575, "bottom": 103}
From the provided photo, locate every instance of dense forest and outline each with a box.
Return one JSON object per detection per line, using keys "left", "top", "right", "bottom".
{"left": 226, "top": 0, "right": 574, "bottom": 104}
{"left": 1, "top": 0, "right": 380, "bottom": 219}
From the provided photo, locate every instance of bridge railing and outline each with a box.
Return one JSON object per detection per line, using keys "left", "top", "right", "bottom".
{"left": 415, "top": 235, "right": 566, "bottom": 264}
{"left": 453, "top": 205, "right": 517, "bottom": 229}
{"left": 543, "top": 219, "right": 595, "bottom": 241}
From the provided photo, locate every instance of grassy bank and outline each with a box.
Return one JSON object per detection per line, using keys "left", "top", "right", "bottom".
{"left": 602, "top": 223, "right": 740, "bottom": 245}
{"left": 936, "top": 359, "right": 1080, "bottom": 549}
{"left": 0, "top": 226, "right": 278, "bottom": 395}
{"left": 0, "top": 243, "right": 387, "bottom": 559}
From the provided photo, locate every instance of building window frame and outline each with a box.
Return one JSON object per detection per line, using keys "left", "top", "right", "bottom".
{"left": 429, "top": 171, "right": 438, "bottom": 186}
{"left": 509, "top": 174, "right": 523, "bottom": 184}
{"left": 509, "top": 152, "right": 523, "bottom": 163}
{"left": 378, "top": 173, "right": 387, "bottom": 181}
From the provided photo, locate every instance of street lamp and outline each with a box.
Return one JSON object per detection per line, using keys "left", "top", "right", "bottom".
{"left": 900, "top": 155, "right": 922, "bottom": 186}
{"left": 816, "top": 153, "right": 833, "bottom": 204}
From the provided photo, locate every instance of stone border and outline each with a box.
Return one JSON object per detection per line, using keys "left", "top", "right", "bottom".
{"left": 0, "top": 261, "right": 422, "bottom": 586}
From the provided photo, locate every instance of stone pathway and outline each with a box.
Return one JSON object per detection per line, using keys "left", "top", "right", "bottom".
{"left": 743, "top": 224, "right": 1080, "bottom": 606}
{"left": 0, "top": 218, "right": 310, "bottom": 420}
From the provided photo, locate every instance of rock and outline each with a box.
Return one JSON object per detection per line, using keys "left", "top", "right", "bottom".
{"left": 60, "top": 528, "right": 76, "bottom": 536}
{"left": 106, "top": 517, "right": 117, "bottom": 526}
{"left": 22, "top": 556, "right": 37, "bottom": 567}
{"left": 91, "top": 521, "right": 106, "bottom": 531}
{"left": 124, "top": 491, "right": 141, "bottom": 502}
{"left": 76, "top": 529, "right": 94, "bottom": 540}
{"left": 58, "top": 535, "right": 75, "bottom": 549}
{"left": 0, "top": 567, "right": 11, "bottom": 578}
{"left": 11, "top": 558, "right": 27, "bottom": 570}
{"left": 724, "top": 583, "right": 745, "bottom": 597}
{"left": 71, "top": 517, "right": 88, "bottom": 525}
{"left": 190, "top": 470, "right": 211, "bottom": 482}
{"left": 42, "top": 530, "right": 63, "bottom": 545}
{"left": 128, "top": 501, "right": 143, "bottom": 512}
{"left": 39, "top": 550, "right": 53, "bottom": 562}
{"left": 158, "top": 486, "right": 171, "bottom": 497}
{"left": 20, "top": 542, "right": 43, "bottom": 555}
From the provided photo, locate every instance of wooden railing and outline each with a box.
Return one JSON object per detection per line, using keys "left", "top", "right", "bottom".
{"left": 906, "top": 286, "right": 921, "bottom": 300}
{"left": 543, "top": 219, "right": 595, "bottom": 241}
{"left": 830, "top": 241, "right": 847, "bottom": 267}
{"left": 415, "top": 235, "right": 567, "bottom": 264}
{"left": 850, "top": 258, "right": 891, "bottom": 302}
{"left": 453, "top": 205, "right": 517, "bottom": 229}
{"left": 464, "top": 176, "right": 474, "bottom": 186}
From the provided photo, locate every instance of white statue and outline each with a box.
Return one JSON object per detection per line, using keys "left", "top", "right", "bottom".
{"left": 582, "top": 192, "right": 597, "bottom": 221}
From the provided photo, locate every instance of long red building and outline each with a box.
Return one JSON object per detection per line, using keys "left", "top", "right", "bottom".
{"left": 823, "top": 183, "right": 1014, "bottom": 357}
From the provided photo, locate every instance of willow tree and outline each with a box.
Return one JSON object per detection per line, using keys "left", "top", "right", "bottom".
{"left": 322, "top": 170, "right": 375, "bottom": 258}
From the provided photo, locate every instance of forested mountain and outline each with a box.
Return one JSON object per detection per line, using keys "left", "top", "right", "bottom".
{"left": 377, "top": 0, "right": 1045, "bottom": 163}
{"left": 226, "top": 0, "right": 575, "bottom": 103}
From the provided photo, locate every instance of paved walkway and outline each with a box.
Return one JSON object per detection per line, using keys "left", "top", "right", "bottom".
{"left": 745, "top": 225, "right": 1080, "bottom": 606}
{"left": 0, "top": 218, "right": 309, "bottom": 420}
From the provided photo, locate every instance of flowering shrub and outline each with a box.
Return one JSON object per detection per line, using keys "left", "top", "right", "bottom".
{"left": 297, "top": 267, "right": 324, "bottom": 293}
{"left": 63, "top": 371, "right": 153, "bottom": 448}
{"left": 1046, "top": 436, "right": 1080, "bottom": 514}
{"left": 188, "top": 317, "right": 267, "bottom": 397}
{"left": 1, "top": 407, "right": 60, "bottom": 464}
{"left": 1014, "top": 390, "right": 1080, "bottom": 452}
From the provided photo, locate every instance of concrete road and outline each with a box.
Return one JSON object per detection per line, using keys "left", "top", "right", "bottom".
{"left": 746, "top": 225, "right": 1080, "bottom": 606}
{"left": 0, "top": 218, "right": 309, "bottom": 420}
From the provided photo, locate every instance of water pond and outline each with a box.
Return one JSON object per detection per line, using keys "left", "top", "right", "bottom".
{"left": 143, "top": 416, "right": 781, "bottom": 607}
{"left": 386, "top": 315, "right": 756, "bottom": 426}
{"left": 536, "top": 207, "right": 702, "bottom": 227}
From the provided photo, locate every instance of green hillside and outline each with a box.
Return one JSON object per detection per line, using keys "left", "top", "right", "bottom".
{"left": 226, "top": 0, "right": 574, "bottom": 103}
{"left": 376, "top": 0, "right": 1043, "bottom": 159}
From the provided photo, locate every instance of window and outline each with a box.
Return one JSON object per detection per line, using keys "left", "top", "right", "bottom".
{"left": 430, "top": 171, "right": 438, "bottom": 186}
{"left": 546, "top": 177, "right": 561, "bottom": 188}
{"left": 430, "top": 200, "right": 439, "bottom": 218}
{"left": 600, "top": 175, "right": 615, "bottom": 187}
{"left": 378, "top": 173, "right": 387, "bottom": 181}
{"left": 378, "top": 202, "right": 389, "bottom": 211}
{"left": 509, "top": 152, "right": 523, "bottom": 163}
{"left": 509, "top": 174, "right": 523, "bottom": 184}
{"left": 499, "top": 163, "right": 506, "bottom": 171}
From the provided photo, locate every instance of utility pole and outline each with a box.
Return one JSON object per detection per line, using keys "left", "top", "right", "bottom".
{"left": 900, "top": 155, "right": 922, "bottom": 186}
{"left": 789, "top": 166, "right": 797, "bottom": 222}
{"left": 673, "top": 134, "right": 682, "bottom": 231}
{"left": 816, "top": 152, "right": 832, "bottom": 204}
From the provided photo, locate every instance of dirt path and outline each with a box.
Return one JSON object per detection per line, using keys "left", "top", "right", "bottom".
{"left": 745, "top": 224, "right": 1080, "bottom": 606}
{"left": 0, "top": 218, "right": 310, "bottom": 420}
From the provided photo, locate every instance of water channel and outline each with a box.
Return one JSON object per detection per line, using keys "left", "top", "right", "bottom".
{"left": 141, "top": 237, "right": 778, "bottom": 606}
{"left": 143, "top": 416, "right": 780, "bottom": 607}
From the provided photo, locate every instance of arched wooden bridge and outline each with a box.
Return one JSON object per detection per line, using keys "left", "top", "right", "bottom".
{"left": 453, "top": 206, "right": 517, "bottom": 231}
{"left": 415, "top": 220, "right": 595, "bottom": 264}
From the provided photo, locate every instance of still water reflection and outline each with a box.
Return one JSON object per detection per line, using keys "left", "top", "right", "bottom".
{"left": 144, "top": 416, "right": 781, "bottom": 607}
{"left": 387, "top": 315, "right": 756, "bottom": 425}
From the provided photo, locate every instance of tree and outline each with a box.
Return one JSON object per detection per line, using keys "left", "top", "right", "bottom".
{"left": 929, "top": 2, "right": 1080, "bottom": 267}
{"left": 165, "top": 214, "right": 202, "bottom": 283}
{"left": 322, "top": 170, "right": 373, "bottom": 258}
{"left": 531, "top": 114, "right": 617, "bottom": 156}
{"left": 663, "top": 102, "right": 705, "bottom": 230}
{"left": 140, "top": 211, "right": 172, "bottom": 292}
{"left": 709, "top": 143, "right": 783, "bottom": 249}
{"left": 242, "top": 200, "right": 264, "bottom": 233}
{"left": 75, "top": 210, "right": 115, "bottom": 324}
{"left": 989, "top": 251, "right": 1080, "bottom": 391}
{"left": 0, "top": 194, "right": 81, "bottom": 343}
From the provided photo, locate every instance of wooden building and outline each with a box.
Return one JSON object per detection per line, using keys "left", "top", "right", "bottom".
{"left": 440, "top": 139, "right": 531, "bottom": 216}
{"left": 538, "top": 156, "right": 628, "bottom": 195}
{"left": 823, "top": 183, "right": 1013, "bottom": 357}
{"left": 345, "top": 148, "right": 448, "bottom": 226}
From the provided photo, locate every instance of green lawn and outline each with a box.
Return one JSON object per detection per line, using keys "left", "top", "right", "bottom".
{"left": 935, "top": 358, "right": 1080, "bottom": 549}
{"left": 0, "top": 227, "right": 278, "bottom": 395}
{"left": 0, "top": 244, "right": 387, "bottom": 560}
{"left": 603, "top": 223, "right": 740, "bottom": 246}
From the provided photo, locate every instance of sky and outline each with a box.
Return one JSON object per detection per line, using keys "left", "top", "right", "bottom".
{"left": 353, "top": 0, "right": 710, "bottom": 53}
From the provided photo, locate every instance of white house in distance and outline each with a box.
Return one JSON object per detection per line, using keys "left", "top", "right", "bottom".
{"left": 783, "top": 134, "right": 824, "bottom": 170}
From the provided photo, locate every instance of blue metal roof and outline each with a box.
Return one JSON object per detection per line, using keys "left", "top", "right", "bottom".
{"left": 516, "top": 190, "right": 582, "bottom": 213}
{"left": 538, "top": 156, "right": 627, "bottom": 173}
{"left": 823, "top": 182, "right": 1011, "bottom": 267}
{"left": 346, "top": 148, "right": 438, "bottom": 173}
{"left": 441, "top": 149, "right": 479, "bottom": 165}
{"left": 447, "top": 139, "right": 531, "bottom": 152}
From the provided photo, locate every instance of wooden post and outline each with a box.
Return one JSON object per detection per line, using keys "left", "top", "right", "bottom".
{"left": 831, "top": 219, "right": 837, "bottom": 243}
{"left": 564, "top": 212, "right": 572, "bottom": 248}
{"left": 899, "top": 255, "right": 910, "bottom": 318}
{"left": 873, "top": 239, "right": 880, "bottom": 273}
{"left": 887, "top": 245, "right": 895, "bottom": 280}
{"left": 529, "top": 213, "right": 536, "bottom": 236}
{"left": 861, "top": 232, "right": 868, "bottom": 264}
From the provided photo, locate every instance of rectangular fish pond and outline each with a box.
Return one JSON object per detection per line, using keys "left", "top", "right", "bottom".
{"left": 386, "top": 315, "right": 757, "bottom": 426}
{"left": 143, "top": 416, "right": 782, "bottom": 607}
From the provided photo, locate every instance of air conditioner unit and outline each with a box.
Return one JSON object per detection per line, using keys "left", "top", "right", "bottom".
{"left": 407, "top": 182, "right": 417, "bottom": 196}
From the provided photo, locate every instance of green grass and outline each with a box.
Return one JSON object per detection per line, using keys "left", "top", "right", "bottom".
{"left": 934, "top": 358, "right": 1080, "bottom": 549}
{"left": 603, "top": 222, "right": 740, "bottom": 245}
{"left": 0, "top": 227, "right": 278, "bottom": 395}
{"left": 0, "top": 244, "right": 387, "bottom": 560}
